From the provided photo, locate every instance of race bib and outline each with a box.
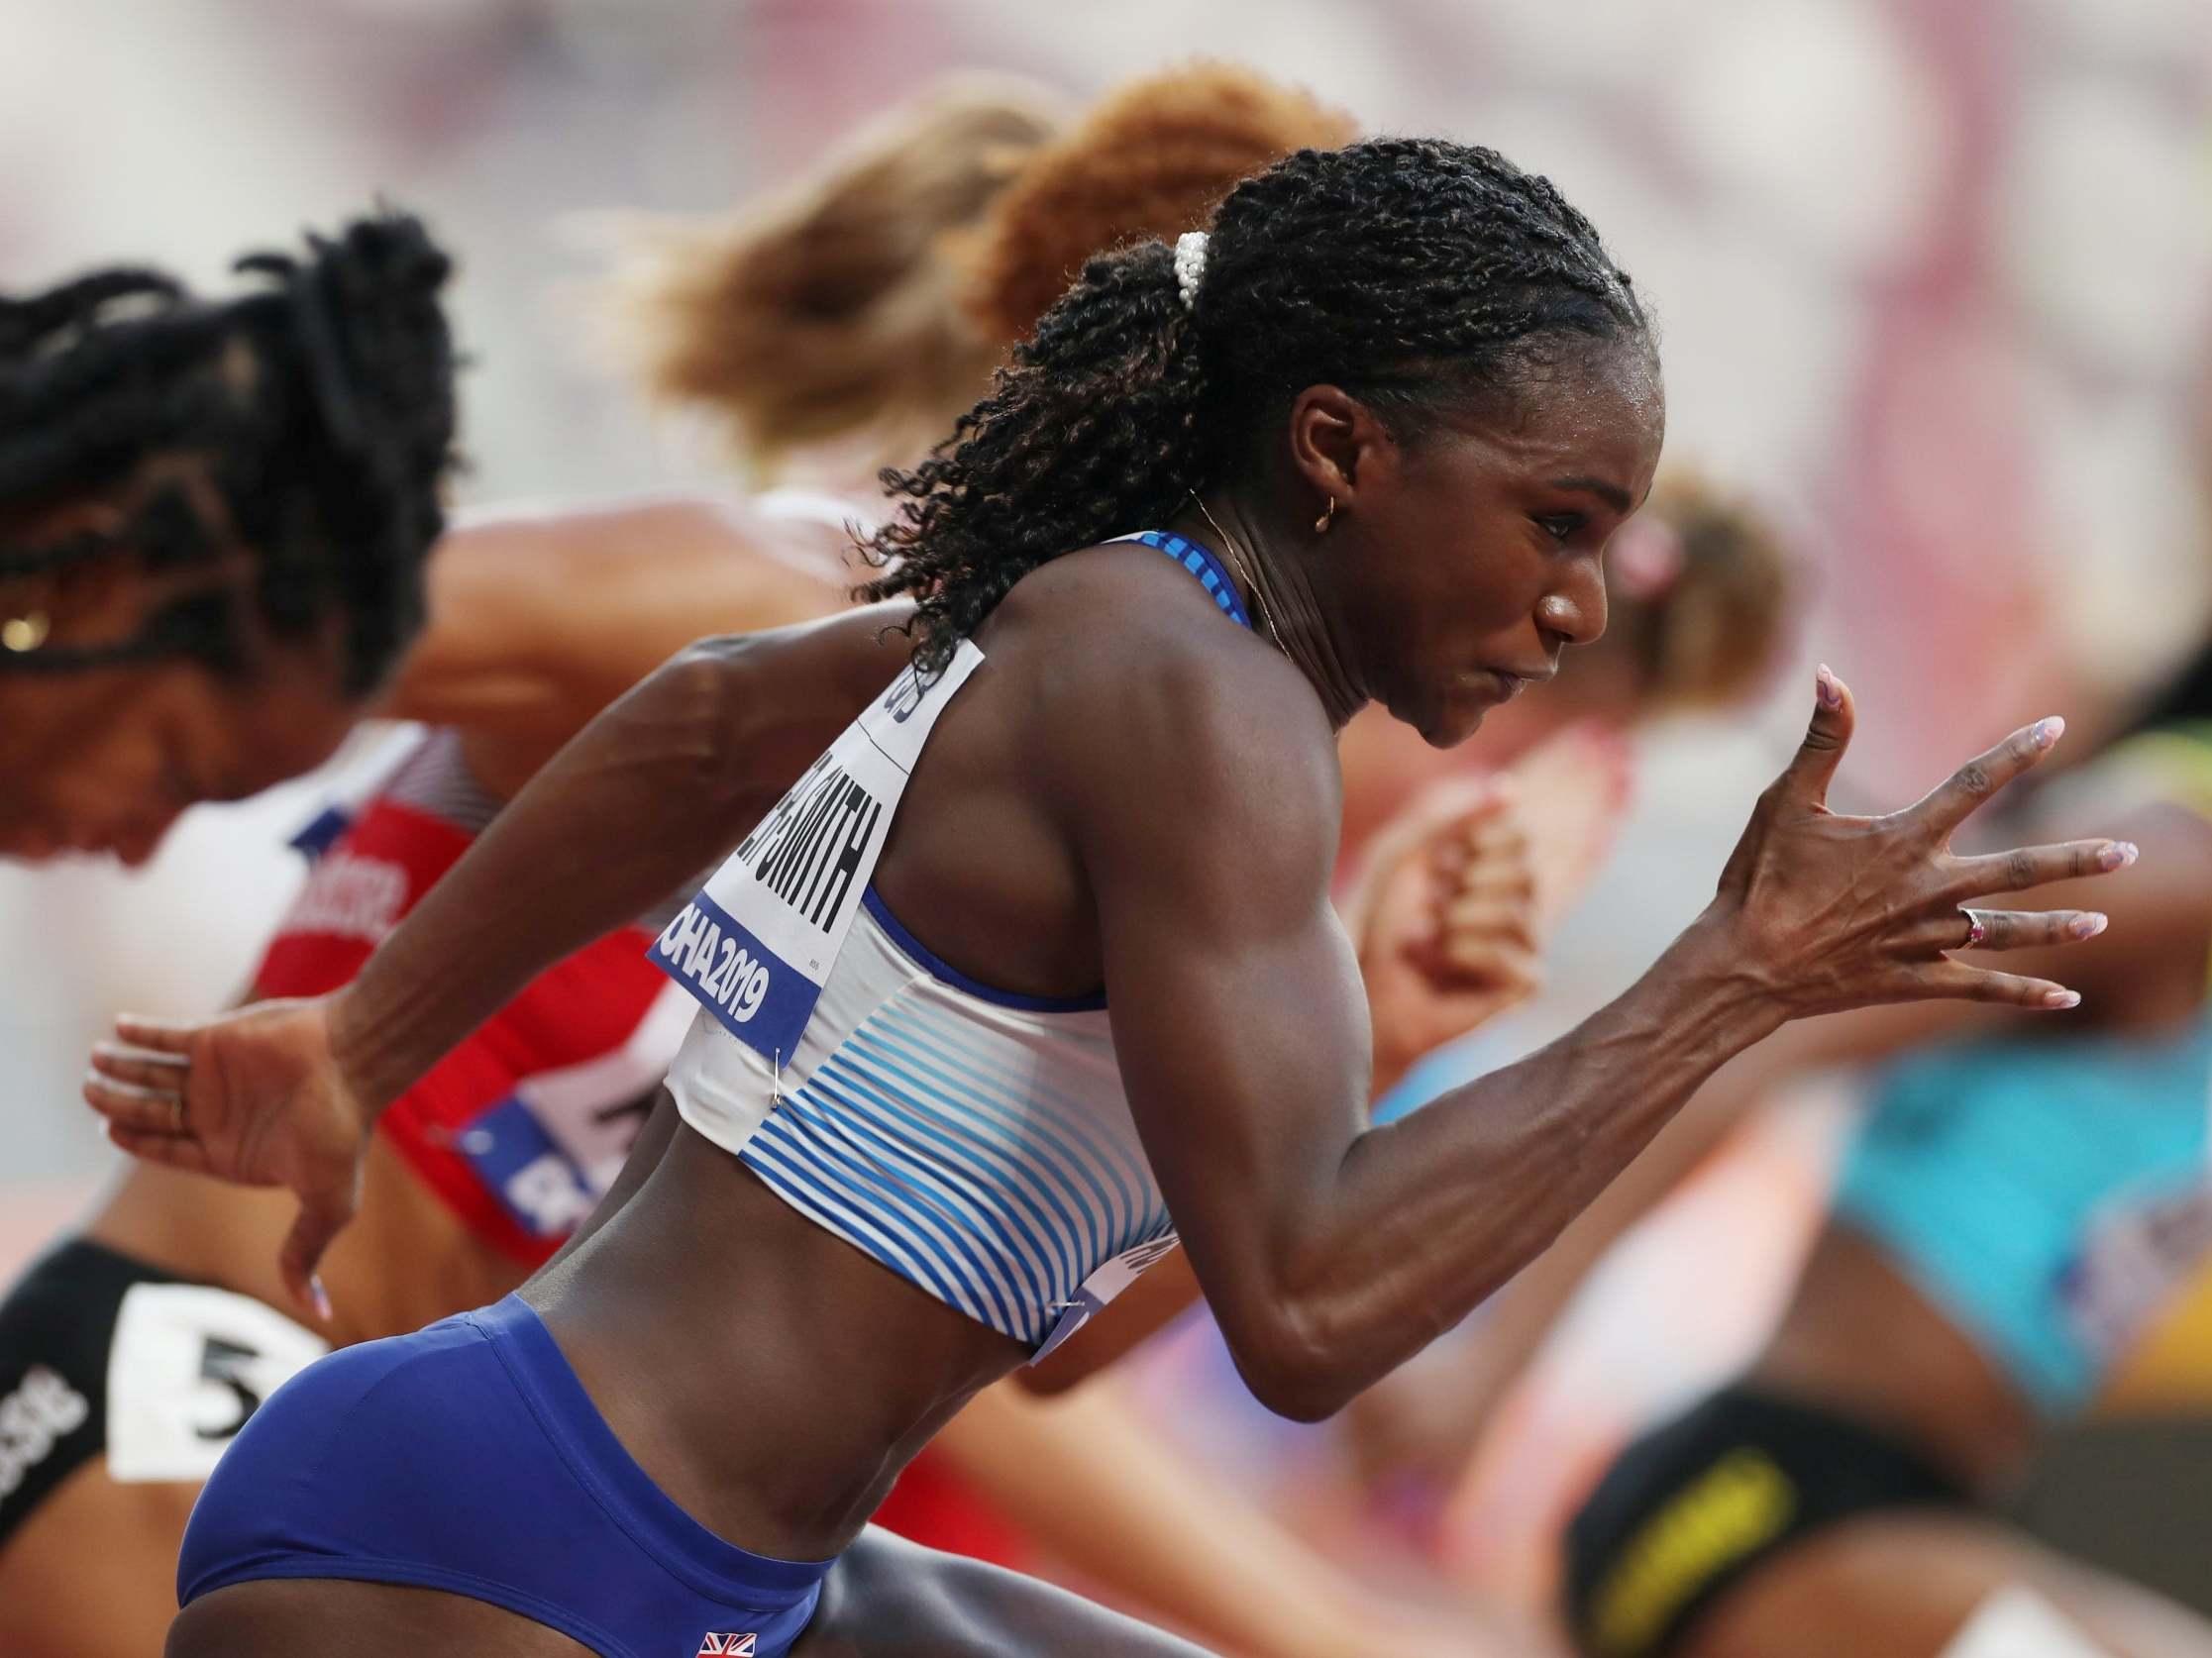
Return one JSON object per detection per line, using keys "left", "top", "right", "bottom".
{"left": 652, "top": 641, "right": 985, "bottom": 1065}
{"left": 105, "top": 1285, "right": 329, "bottom": 1483}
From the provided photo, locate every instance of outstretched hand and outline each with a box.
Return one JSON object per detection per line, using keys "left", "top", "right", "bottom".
{"left": 82, "top": 996, "right": 369, "bottom": 1319}
{"left": 1711, "top": 666, "right": 2135, "bottom": 1020}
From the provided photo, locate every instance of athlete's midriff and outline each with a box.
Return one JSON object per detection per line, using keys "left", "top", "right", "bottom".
{"left": 1746, "top": 1224, "right": 2039, "bottom": 1494}
{"left": 524, "top": 1119, "right": 1032, "bottom": 1563}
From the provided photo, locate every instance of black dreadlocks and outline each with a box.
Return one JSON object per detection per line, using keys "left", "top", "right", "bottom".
{"left": 0, "top": 212, "right": 459, "bottom": 695}
{"left": 860, "top": 137, "right": 1647, "bottom": 673}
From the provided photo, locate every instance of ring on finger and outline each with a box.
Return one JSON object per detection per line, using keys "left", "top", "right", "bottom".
{"left": 1960, "top": 908, "right": 1990, "bottom": 949}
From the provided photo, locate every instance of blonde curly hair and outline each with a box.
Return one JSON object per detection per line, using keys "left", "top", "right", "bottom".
{"left": 596, "top": 74, "right": 1060, "bottom": 479}
{"left": 599, "top": 61, "right": 1354, "bottom": 479}
{"left": 958, "top": 60, "right": 1356, "bottom": 346}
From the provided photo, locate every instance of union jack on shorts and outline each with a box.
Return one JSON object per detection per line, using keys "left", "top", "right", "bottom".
{"left": 696, "top": 1635, "right": 757, "bottom": 1656}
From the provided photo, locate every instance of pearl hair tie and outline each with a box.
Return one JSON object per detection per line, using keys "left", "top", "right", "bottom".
{"left": 1174, "top": 232, "right": 1210, "bottom": 312}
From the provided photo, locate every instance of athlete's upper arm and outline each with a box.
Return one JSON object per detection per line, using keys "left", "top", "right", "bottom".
{"left": 676, "top": 602, "right": 922, "bottom": 815}
{"left": 387, "top": 494, "right": 847, "bottom": 752}
{"left": 1056, "top": 642, "right": 1370, "bottom": 1400}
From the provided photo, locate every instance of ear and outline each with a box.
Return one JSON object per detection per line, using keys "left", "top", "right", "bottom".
{"left": 1286, "top": 385, "right": 1397, "bottom": 518}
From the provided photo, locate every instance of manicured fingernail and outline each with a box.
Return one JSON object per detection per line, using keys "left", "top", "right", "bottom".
{"left": 2045, "top": 988, "right": 2082, "bottom": 1009}
{"left": 2069, "top": 912, "right": 2108, "bottom": 940}
{"left": 2033, "top": 717, "right": 2065, "bottom": 749}
{"left": 311, "top": 1278, "right": 334, "bottom": 1321}
{"left": 1816, "top": 666, "right": 1842, "bottom": 709}
{"left": 2099, "top": 841, "right": 2139, "bottom": 871}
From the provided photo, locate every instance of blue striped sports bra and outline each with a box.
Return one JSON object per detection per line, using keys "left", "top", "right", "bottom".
{"left": 654, "top": 531, "right": 1247, "bottom": 1356}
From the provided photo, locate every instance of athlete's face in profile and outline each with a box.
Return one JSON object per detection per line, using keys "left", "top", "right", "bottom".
{"left": 0, "top": 541, "right": 363, "bottom": 867}
{"left": 1322, "top": 337, "right": 1664, "bottom": 748}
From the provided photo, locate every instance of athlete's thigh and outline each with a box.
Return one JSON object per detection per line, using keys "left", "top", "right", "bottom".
{"left": 168, "top": 1580, "right": 597, "bottom": 1658}
{"left": 1685, "top": 1510, "right": 2212, "bottom": 1658}
{"left": 796, "top": 1526, "right": 1217, "bottom": 1657}
{"left": 0, "top": 1458, "right": 198, "bottom": 1658}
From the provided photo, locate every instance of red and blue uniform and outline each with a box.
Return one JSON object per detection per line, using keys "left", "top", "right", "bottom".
{"left": 254, "top": 729, "right": 694, "bottom": 1264}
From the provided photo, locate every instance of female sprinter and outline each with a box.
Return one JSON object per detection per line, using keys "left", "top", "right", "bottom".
{"left": 1562, "top": 696, "right": 2212, "bottom": 1654}
{"left": 0, "top": 213, "right": 457, "bottom": 866}
{"left": 0, "top": 209, "right": 470, "bottom": 1653}
{"left": 8, "top": 70, "right": 1497, "bottom": 1658}
{"left": 87, "top": 139, "right": 2125, "bottom": 1658}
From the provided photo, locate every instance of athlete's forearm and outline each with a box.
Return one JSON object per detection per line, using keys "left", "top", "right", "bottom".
{"left": 1234, "top": 910, "right": 1779, "bottom": 1419}
{"left": 331, "top": 640, "right": 775, "bottom": 1113}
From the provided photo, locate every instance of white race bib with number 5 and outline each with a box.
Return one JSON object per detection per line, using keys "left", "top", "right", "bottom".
{"left": 106, "top": 1285, "right": 329, "bottom": 1483}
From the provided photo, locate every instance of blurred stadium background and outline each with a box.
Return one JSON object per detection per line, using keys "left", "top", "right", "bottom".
{"left": 3, "top": 0, "right": 2208, "bottom": 1627}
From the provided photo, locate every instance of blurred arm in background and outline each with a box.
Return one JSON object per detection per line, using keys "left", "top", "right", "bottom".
{"left": 386, "top": 493, "right": 855, "bottom": 795}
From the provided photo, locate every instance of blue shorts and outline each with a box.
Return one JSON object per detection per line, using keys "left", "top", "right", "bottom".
{"left": 180, "top": 1295, "right": 832, "bottom": 1658}
{"left": 1834, "top": 1019, "right": 2212, "bottom": 1416}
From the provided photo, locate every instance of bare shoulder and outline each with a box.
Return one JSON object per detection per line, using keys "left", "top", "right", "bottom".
{"left": 985, "top": 544, "right": 1342, "bottom": 881}
{"left": 396, "top": 492, "right": 844, "bottom": 728}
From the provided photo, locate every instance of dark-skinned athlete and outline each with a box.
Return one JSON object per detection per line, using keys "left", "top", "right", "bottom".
{"left": 86, "top": 137, "right": 2131, "bottom": 1658}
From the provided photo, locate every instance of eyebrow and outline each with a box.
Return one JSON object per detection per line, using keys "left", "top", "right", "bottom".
{"left": 1549, "top": 474, "right": 1633, "bottom": 514}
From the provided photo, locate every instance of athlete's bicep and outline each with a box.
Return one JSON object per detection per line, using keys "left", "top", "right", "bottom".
{"left": 1070, "top": 665, "right": 1369, "bottom": 1378}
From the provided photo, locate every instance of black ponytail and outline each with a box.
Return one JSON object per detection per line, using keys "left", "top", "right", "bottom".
{"left": 0, "top": 211, "right": 460, "bottom": 695}
{"left": 860, "top": 137, "right": 1645, "bottom": 673}
{"left": 861, "top": 239, "right": 1204, "bottom": 669}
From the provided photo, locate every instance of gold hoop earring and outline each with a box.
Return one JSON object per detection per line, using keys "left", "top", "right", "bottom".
{"left": 1315, "top": 496, "right": 1336, "bottom": 536}
{"left": 1, "top": 611, "right": 51, "bottom": 654}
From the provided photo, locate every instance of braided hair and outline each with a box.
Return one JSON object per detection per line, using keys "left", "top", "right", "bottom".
{"left": 861, "top": 138, "right": 1646, "bottom": 673}
{"left": 0, "top": 212, "right": 459, "bottom": 695}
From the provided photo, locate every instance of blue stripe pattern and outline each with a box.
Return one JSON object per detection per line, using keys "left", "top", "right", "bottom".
{"left": 739, "top": 990, "right": 1175, "bottom": 1346}
{"left": 707, "top": 528, "right": 1237, "bottom": 1348}
{"left": 1126, "top": 530, "right": 1252, "bottom": 631}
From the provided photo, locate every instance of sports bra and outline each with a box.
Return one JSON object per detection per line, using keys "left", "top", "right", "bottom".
{"left": 657, "top": 531, "right": 1246, "bottom": 1356}
{"left": 257, "top": 729, "right": 697, "bottom": 1265}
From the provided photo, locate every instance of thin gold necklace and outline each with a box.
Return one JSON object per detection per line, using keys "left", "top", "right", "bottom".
{"left": 1191, "top": 496, "right": 1290, "bottom": 659}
